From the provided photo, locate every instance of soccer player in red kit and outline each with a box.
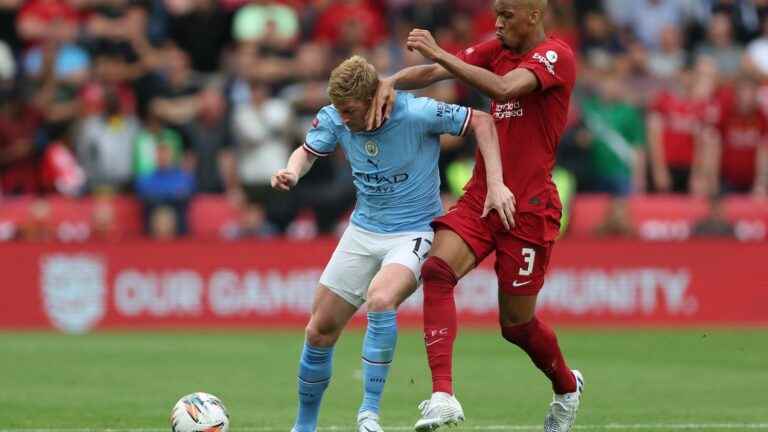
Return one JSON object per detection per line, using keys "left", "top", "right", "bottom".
{"left": 367, "top": 1, "right": 583, "bottom": 431}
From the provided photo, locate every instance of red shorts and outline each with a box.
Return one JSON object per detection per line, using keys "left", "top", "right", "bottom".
{"left": 432, "top": 199, "right": 554, "bottom": 296}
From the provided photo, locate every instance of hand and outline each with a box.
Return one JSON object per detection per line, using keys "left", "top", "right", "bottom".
{"left": 406, "top": 29, "right": 445, "bottom": 62}
{"left": 366, "top": 77, "right": 396, "bottom": 130}
{"left": 271, "top": 169, "right": 298, "bottom": 191}
{"left": 482, "top": 182, "right": 516, "bottom": 231}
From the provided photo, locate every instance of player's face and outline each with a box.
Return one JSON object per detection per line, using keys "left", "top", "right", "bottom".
{"left": 334, "top": 98, "right": 370, "bottom": 132}
{"left": 494, "top": 0, "right": 538, "bottom": 51}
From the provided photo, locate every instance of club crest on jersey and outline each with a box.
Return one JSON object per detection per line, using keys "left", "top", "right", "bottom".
{"left": 364, "top": 140, "right": 379, "bottom": 157}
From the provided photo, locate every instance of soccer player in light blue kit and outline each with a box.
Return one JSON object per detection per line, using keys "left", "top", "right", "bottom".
{"left": 271, "top": 55, "right": 514, "bottom": 432}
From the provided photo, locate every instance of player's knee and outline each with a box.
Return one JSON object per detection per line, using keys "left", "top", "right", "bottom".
{"left": 366, "top": 291, "right": 398, "bottom": 312}
{"left": 421, "top": 256, "right": 458, "bottom": 291}
{"left": 500, "top": 317, "right": 536, "bottom": 346}
{"left": 500, "top": 309, "right": 535, "bottom": 327}
{"left": 305, "top": 322, "right": 340, "bottom": 348}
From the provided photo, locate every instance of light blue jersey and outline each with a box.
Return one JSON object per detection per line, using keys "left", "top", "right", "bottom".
{"left": 303, "top": 92, "right": 473, "bottom": 233}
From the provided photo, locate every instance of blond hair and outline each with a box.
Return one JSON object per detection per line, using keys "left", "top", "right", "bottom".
{"left": 327, "top": 55, "right": 379, "bottom": 105}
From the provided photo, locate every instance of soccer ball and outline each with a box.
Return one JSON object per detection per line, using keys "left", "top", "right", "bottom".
{"left": 170, "top": 392, "right": 230, "bottom": 432}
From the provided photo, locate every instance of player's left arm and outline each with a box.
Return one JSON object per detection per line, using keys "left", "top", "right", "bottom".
{"left": 412, "top": 95, "right": 516, "bottom": 229}
{"left": 407, "top": 29, "right": 538, "bottom": 102}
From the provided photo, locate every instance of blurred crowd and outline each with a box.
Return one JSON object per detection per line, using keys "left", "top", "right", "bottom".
{"left": 1, "top": 0, "right": 768, "bottom": 240}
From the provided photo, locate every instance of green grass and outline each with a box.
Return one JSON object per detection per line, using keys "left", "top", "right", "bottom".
{"left": 1, "top": 329, "right": 767, "bottom": 431}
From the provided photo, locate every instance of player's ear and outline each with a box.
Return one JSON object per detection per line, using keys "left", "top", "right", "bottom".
{"left": 529, "top": 7, "right": 541, "bottom": 25}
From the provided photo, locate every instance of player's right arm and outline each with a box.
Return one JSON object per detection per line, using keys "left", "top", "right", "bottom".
{"left": 273, "top": 110, "right": 338, "bottom": 192}
{"left": 271, "top": 147, "right": 317, "bottom": 191}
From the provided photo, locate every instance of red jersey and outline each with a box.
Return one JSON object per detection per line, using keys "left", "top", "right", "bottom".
{"left": 0, "top": 106, "right": 43, "bottom": 194}
{"left": 456, "top": 37, "right": 576, "bottom": 244}
{"left": 648, "top": 91, "right": 710, "bottom": 168}
{"left": 718, "top": 109, "right": 768, "bottom": 189}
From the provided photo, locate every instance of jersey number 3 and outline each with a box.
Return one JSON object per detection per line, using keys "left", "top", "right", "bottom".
{"left": 519, "top": 247, "right": 536, "bottom": 276}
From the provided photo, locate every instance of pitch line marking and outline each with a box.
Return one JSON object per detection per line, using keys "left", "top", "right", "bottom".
{"left": 3, "top": 424, "right": 768, "bottom": 432}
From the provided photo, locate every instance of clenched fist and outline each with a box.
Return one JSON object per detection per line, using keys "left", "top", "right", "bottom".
{"left": 271, "top": 169, "right": 298, "bottom": 191}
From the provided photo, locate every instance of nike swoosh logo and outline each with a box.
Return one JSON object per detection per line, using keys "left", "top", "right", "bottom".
{"left": 425, "top": 338, "right": 443, "bottom": 347}
{"left": 512, "top": 280, "right": 531, "bottom": 287}
{"left": 362, "top": 425, "right": 377, "bottom": 432}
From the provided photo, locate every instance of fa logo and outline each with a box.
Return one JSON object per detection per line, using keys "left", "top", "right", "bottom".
{"left": 364, "top": 140, "right": 379, "bottom": 157}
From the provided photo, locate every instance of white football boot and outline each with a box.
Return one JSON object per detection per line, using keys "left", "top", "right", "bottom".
{"left": 543, "top": 370, "right": 584, "bottom": 432}
{"left": 358, "top": 411, "right": 384, "bottom": 432}
{"left": 413, "top": 392, "right": 465, "bottom": 431}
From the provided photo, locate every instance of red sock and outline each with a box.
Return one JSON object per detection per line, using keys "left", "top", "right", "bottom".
{"left": 501, "top": 317, "right": 576, "bottom": 394}
{"left": 421, "top": 256, "right": 458, "bottom": 394}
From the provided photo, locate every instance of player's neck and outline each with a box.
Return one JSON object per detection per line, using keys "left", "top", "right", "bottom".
{"left": 514, "top": 28, "right": 547, "bottom": 55}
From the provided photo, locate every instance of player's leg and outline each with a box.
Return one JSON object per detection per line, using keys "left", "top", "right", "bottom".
{"left": 495, "top": 240, "right": 583, "bottom": 432}
{"left": 294, "top": 227, "right": 379, "bottom": 432}
{"left": 498, "top": 292, "right": 577, "bottom": 393}
{"left": 357, "top": 262, "right": 419, "bottom": 432}
{"left": 421, "top": 229, "right": 476, "bottom": 394}
{"left": 293, "top": 286, "right": 358, "bottom": 432}
{"left": 415, "top": 224, "right": 492, "bottom": 432}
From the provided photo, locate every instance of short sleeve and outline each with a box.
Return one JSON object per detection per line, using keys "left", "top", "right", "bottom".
{"left": 456, "top": 39, "right": 500, "bottom": 70}
{"left": 409, "top": 96, "right": 473, "bottom": 137}
{"left": 303, "top": 110, "right": 338, "bottom": 157}
{"left": 518, "top": 42, "right": 575, "bottom": 92}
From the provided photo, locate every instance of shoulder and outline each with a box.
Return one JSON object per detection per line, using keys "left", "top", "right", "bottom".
{"left": 395, "top": 90, "right": 415, "bottom": 110}
{"left": 527, "top": 37, "right": 575, "bottom": 66}
{"left": 317, "top": 105, "right": 340, "bottom": 123}
{"left": 399, "top": 91, "right": 425, "bottom": 113}
{"left": 382, "top": 91, "right": 414, "bottom": 123}
{"left": 456, "top": 37, "right": 503, "bottom": 67}
{"left": 460, "top": 37, "right": 503, "bottom": 58}
{"left": 400, "top": 92, "right": 449, "bottom": 121}
{"left": 316, "top": 105, "right": 345, "bottom": 128}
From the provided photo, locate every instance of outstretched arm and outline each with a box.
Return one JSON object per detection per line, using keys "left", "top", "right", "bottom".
{"left": 271, "top": 147, "right": 318, "bottom": 191}
{"left": 407, "top": 29, "right": 538, "bottom": 102}
{"left": 468, "top": 110, "right": 516, "bottom": 229}
{"left": 388, "top": 63, "right": 454, "bottom": 90}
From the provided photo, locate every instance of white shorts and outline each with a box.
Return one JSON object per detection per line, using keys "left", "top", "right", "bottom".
{"left": 319, "top": 224, "right": 434, "bottom": 308}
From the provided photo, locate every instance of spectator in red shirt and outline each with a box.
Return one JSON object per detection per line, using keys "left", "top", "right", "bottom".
{"left": 715, "top": 77, "right": 768, "bottom": 198}
{"left": 647, "top": 67, "right": 715, "bottom": 195}
{"left": 0, "top": 84, "right": 45, "bottom": 195}
{"left": 313, "top": 0, "right": 386, "bottom": 49}
{"left": 16, "top": 0, "right": 80, "bottom": 47}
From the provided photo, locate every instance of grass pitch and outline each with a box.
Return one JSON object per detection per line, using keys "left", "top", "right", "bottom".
{"left": 1, "top": 328, "right": 766, "bottom": 431}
